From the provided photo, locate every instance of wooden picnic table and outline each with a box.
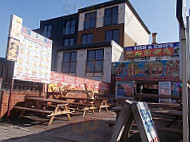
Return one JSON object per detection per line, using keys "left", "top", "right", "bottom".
{"left": 14, "top": 97, "right": 73, "bottom": 125}
{"left": 61, "top": 96, "right": 109, "bottom": 116}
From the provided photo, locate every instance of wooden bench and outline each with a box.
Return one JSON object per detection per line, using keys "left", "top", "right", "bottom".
{"left": 14, "top": 97, "right": 73, "bottom": 125}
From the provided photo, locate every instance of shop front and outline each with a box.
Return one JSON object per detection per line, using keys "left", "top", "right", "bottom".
{"left": 113, "top": 60, "right": 181, "bottom": 102}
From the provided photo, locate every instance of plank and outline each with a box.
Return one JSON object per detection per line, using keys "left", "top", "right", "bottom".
{"left": 14, "top": 106, "right": 52, "bottom": 114}
{"left": 25, "top": 97, "right": 68, "bottom": 104}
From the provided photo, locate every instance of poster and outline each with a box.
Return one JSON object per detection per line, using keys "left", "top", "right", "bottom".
{"left": 137, "top": 102, "right": 160, "bottom": 142}
{"left": 159, "top": 82, "right": 171, "bottom": 103}
{"left": 116, "top": 81, "right": 134, "bottom": 98}
{"left": 6, "top": 15, "right": 23, "bottom": 61}
{"left": 115, "top": 60, "right": 180, "bottom": 82}
{"left": 6, "top": 15, "right": 52, "bottom": 84}
{"left": 13, "top": 27, "right": 52, "bottom": 83}
{"left": 172, "top": 82, "right": 182, "bottom": 97}
{"left": 125, "top": 42, "right": 179, "bottom": 59}
{"left": 49, "top": 72, "right": 110, "bottom": 95}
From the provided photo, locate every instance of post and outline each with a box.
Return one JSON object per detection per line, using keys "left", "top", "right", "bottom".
{"left": 7, "top": 79, "right": 14, "bottom": 117}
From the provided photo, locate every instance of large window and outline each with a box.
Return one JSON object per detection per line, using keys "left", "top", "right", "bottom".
{"left": 84, "top": 12, "right": 97, "bottom": 29}
{"left": 86, "top": 49, "right": 104, "bottom": 73}
{"left": 105, "top": 29, "right": 119, "bottom": 43}
{"left": 43, "top": 25, "right": 52, "bottom": 38}
{"left": 82, "top": 33, "right": 93, "bottom": 44}
{"left": 64, "top": 20, "right": 76, "bottom": 35}
{"left": 62, "top": 52, "right": 77, "bottom": 73}
{"left": 104, "top": 6, "right": 118, "bottom": 26}
{"left": 64, "top": 38, "right": 74, "bottom": 46}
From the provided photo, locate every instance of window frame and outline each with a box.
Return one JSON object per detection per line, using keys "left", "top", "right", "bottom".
{"left": 64, "top": 38, "right": 75, "bottom": 46}
{"left": 62, "top": 51, "right": 77, "bottom": 73}
{"left": 105, "top": 29, "right": 120, "bottom": 43}
{"left": 84, "top": 11, "right": 97, "bottom": 30}
{"left": 43, "top": 25, "right": 52, "bottom": 38}
{"left": 82, "top": 33, "right": 93, "bottom": 44}
{"left": 64, "top": 19, "right": 76, "bottom": 35}
{"left": 104, "top": 6, "right": 118, "bottom": 26}
{"left": 86, "top": 49, "right": 104, "bottom": 73}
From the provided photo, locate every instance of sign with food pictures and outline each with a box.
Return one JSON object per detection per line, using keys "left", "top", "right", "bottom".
{"left": 13, "top": 27, "right": 52, "bottom": 83}
{"left": 115, "top": 60, "right": 180, "bottom": 81}
{"left": 6, "top": 15, "right": 23, "bottom": 61}
{"left": 49, "top": 71, "right": 110, "bottom": 94}
{"left": 125, "top": 42, "right": 179, "bottom": 59}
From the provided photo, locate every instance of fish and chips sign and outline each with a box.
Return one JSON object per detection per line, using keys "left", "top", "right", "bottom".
{"left": 125, "top": 42, "right": 179, "bottom": 59}
{"left": 6, "top": 15, "right": 52, "bottom": 83}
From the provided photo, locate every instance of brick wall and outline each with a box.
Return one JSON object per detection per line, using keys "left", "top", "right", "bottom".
{"left": 0, "top": 91, "right": 42, "bottom": 118}
{"left": 77, "top": 24, "right": 124, "bottom": 47}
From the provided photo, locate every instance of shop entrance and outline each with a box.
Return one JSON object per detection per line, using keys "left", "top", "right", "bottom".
{"left": 137, "top": 82, "right": 159, "bottom": 103}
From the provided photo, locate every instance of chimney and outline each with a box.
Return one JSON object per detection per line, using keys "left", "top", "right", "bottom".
{"left": 152, "top": 33, "right": 157, "bottom": 44}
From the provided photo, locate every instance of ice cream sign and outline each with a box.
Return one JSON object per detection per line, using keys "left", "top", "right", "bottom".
{"left": 125, "top": 42, "right": 179, "bottom": 58}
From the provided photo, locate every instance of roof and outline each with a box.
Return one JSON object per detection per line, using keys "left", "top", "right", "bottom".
{"left": 78, "top": 0, "right": 150, "bottom": 34}
{"left": 40, "top": 13, "right": 78, "bottom": 23}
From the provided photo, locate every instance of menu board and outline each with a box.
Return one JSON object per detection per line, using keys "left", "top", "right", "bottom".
{"left": 125, "top": 42, "right": 179, "bottom": 59}
{"left": 13, "top": 27, "right": 52, "bottom": 83}
{"left": 6, "top": 15, "right": 23, "bottom": 61}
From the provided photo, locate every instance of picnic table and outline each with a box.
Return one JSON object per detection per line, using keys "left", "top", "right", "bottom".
{"left": 14, "top": 97, "right": 73, "bottom": 125}
{"left": 61, "top": 96, "right": 109, "bottom": 117}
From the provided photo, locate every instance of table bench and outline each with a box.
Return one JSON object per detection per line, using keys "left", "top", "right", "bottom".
{"left": 14, "top": 97, "right": 73, "bottom": 125}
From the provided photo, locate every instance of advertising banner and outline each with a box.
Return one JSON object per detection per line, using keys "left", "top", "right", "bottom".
{"left": 159, "top": 82, "right": 171, "bottom": 103}
{"left": 115, "top": 60, "right": 180, "bottom": 81}
{"left": 136, "top": 102, "right": 160, "bottom": 142}
{"left": 6, "top": 15, "right": 23, "bottom": 61}
{"left": 6, "top": 15, "right": 52, "bottom": 84}
{"left": 116, "top": 81, "right": 134, "bottom": 98}
{"left": 49, "top": 72, "right": 110, "bottom": 95}
{"left": 13, "top": 27, "right": 52, "bottom": 83}
{"left": 125, "top": 42, "right": 179, "bottom": 59}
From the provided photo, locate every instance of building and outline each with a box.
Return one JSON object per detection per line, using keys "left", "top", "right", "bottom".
{"left": 36, "top": 0, "right": 150, "bottom": 83}
{"left": 113, "top": 37, "right": 181, "bottom": 101}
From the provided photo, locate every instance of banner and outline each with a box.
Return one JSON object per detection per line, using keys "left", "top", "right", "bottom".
{"left": 6, "top": 15, "right": 52, "bottom": 84}
{"left": 49, "top": 72, "right": 110, "bottom": 95}
{"left": 115, "top": 60, "right": 180, "bottom": 81}
{"left": 125, "top": 42, "right": 179, "bottom": 58}
{"left": 6, "top": 15, "right": 23, "bottom": 61}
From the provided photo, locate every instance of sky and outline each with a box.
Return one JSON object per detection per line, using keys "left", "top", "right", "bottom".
{"left": 0, "top": 0, "right": 190, "bottom": 58}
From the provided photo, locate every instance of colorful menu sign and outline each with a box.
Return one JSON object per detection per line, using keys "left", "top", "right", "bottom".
{"left": 6, "top": 15, "right": 23, "bottom": 61}
{"left": 115, "top": 60, "right": 180, "bottom": 81}
{"left": 6, "top": 15, "right": 52, "bottom": 84}
{"left": 49, "top": 72, "right": 110, "bottom": 95}
{"left": 125, "top": 42, "right": 179, "bottom": 58}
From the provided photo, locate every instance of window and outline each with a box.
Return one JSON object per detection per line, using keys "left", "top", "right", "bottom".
{"left": 62, "top": 52, "right": 77, "bottom": 73}
{"left": 64, "top": 38, "right": 75, "bottom": 46}
{"left": 104, "top": 6, "right": 118, "bottom": 26}
{"left": 43, "top": 25, "right": 52, "bottom": 38}
{"left": 105, "top": 29, "right": 119, "bottom": 43}
{"left": 82, "top": 34, "right": 93, "bottom": 44}
{"left": 86, "top": 49, "right": 104, "bottom": 73}
{"left": 64, "top": 20, "right": 76, "bottom": 35}
{"left": 84, "top": 12, "right": 97, "bottom": 29}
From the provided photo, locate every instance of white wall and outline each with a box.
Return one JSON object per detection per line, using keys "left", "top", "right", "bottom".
{"left": 124, "top": 3, "right": 149, "bottom": 45}
{"left": 57, "top": 43, "right": 125, "bottom": 83}
{"left": 111, "top": 40, "right": 124, "bottom": 62}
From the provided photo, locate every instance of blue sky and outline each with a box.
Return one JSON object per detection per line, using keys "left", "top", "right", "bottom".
{"left": 0, "top": 0, "right": 189, "bottom": 58}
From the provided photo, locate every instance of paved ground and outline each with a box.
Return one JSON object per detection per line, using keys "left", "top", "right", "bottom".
{"left": 0, "top": 110, "right": 182, "bottom": 142}
{"left": 0, "top": 111, "right": 116, "bottom": 142}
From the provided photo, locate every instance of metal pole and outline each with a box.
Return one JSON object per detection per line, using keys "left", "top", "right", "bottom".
{"left": 180, "top": 24, "right": 189, "bottom": 142}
